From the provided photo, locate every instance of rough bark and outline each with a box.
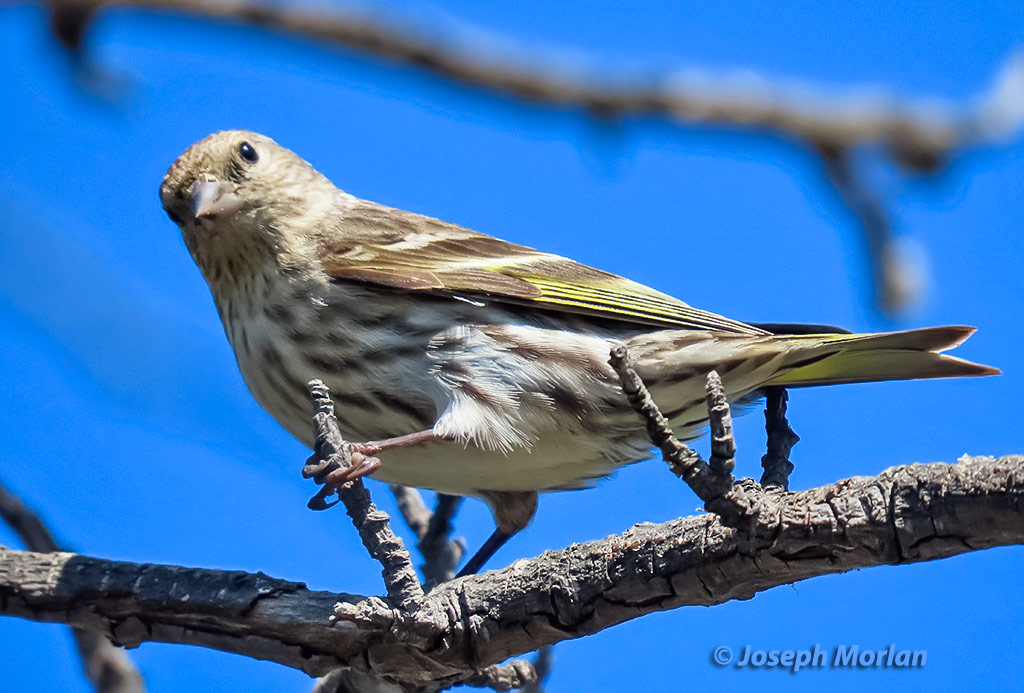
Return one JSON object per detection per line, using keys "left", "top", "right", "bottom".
{"left": 2, "top": 455, "right": 1021, "bottom": 688}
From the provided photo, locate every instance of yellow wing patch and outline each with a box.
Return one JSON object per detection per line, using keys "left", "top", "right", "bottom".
{"left": 322, "top": 203, "right": 765, "bottom": 335}
{"left": 519, "top": 276, "right": 760, "bottom": 332}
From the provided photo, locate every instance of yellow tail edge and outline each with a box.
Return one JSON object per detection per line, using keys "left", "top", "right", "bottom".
{"left": 763, "top": 325, "right": 1000, "bottom": 388}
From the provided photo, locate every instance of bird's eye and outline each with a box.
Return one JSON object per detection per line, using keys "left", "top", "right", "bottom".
{"left": 238, "top": 141, "right": 259, "bottom": 163}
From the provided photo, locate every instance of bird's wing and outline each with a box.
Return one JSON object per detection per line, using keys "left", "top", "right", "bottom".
{"left": 321, "top": 203, "right": 765, "bottom": 334}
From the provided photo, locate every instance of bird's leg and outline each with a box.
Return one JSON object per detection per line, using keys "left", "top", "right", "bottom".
{"left": 353, "top": 429, "right": 441, "bottom": 456}
{"left": 308, "top": 424, "right": 538, "bottom": 577}
{"left": 458, "top": 490, "right": 538, "bottom": 577}
{"left": 307, "top": 429, "right": 442, "bottom": 488}
{"left": 458, "top": 529, "right": 514, "bottom": 577}
{"left": 304, "top": 429, "right": 447, "bottom": 509}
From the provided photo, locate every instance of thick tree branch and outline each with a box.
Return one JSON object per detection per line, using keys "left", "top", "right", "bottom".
{"left": 0, "top": 550, "right": 356, "bottom": 675}
{"left": 3, "top": 455, "right": 1022, "bottom": 687}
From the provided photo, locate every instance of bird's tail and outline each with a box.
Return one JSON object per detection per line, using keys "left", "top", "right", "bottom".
{"left": 763, "top": 326, "right": 999, "bottom": 387}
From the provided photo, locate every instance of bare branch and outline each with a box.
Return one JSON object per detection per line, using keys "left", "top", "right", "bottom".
{"left": 760, "top": 387, "right": 798, "bottom": 490}
{"left": 0, "top": 478, "right": 145, "bottom": 693}
{"left": 71, "top": 630, "right": 147, "bottom": 693}
{"left": 418, "top": 494, "right": 464, "bottom": 586}
{"left": 518, "top": 647, "right": 553, "bottom": 693}
{"left": 608, "top": 346, "right": 751, "bottom": 525}
{"left": 0, "top": 550, "right": 356, "bottom": 676}
{"left": 38, "top": 0, "right": 1024, "bottom": 314}
{"left": 387, "top": 487, "right": 465, "bottom": 587}
{"left": 819, "top": 147, "right": 916, "bottom": 313}
{"left": 42, "top": 0, "right": 1024, "bottom": 161}
{"left": 389, "top": 485, "right": 432, "bottom": 539}
{"left": 704, "top": 371, "right": 737, "bottom": 477}
{"left": 465, "top": 660, "right": 536, "bottom": 691}
{"left": 3, "top": 456, "right": 1021, "bottom": 687}
{"left": 0, "top": 478, "right": 60, "bottom": 552}
{"left": 303, "top": 381, "right": 424, "bottom": 611}
{"left": 311, "top": 668, "right": 402, "bottom": 693}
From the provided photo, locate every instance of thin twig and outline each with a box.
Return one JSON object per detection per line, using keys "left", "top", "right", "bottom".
{"left": 0, "top": 479, "right": 60, "bottom": 552}
{"left": 305, "top": 380, "right": 424, "bottom": 610}
{"left": 72, "top": 631, "right": 147, "bottom": 693}
{"left": 310, "top": 669, "right": 401, "bottom": 693}
{"left": 519, "top": 647, "right": 554, "bottom": 693}
{"left": 760, "top": 387, "right": 799, "bottom": 491}
{"left": 705, "top": 371, "right": 736, "bottom": 476}
{"left": 607, "top": 345, "right": 704, "bottom": 479}
{"left": 820, "top": 146, "right": 915, "bottom": 314}
{"left": 388, "top": 486, "right": 465, "bottom": 586}
{"left": 0, "top": 478, "right": 145, "bottom": 693}
{"left": 389, "top": 484, "right": 432, "bottom": 538}
{"left": 309, "top": 669, "right": 344, "bottom": 693}
{"left": 607, "top": 346, "right": 750, "bottom": 524}
{"left": 465, "top": 659, "right": 537, "bottom": 691}
{"left": 419, "top": 494, "right": 464, "bottom": 586}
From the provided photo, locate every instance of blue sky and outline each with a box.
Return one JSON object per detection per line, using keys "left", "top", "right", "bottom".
{"left": 1, "top": 2, "right": 1022, "bottom": 691}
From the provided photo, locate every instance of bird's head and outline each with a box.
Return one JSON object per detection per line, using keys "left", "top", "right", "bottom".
{"left": 160, "top": 130, "right": 342, "bottom": 283}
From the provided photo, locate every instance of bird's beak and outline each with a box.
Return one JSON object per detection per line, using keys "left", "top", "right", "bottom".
{"left": 189, "top": 179, "right": 243, "bottom": 221}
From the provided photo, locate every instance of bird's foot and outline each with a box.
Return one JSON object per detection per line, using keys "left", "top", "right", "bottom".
{"left": 303, "top": 446, "right": 382, "bottom": 510}
{"left": 303, "top": 429, "right": 440, "bottom": 511}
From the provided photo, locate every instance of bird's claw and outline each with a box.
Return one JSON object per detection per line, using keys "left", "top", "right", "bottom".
{"left": 307, "top": 487, "right": 341, "bottom": 511}
{"left": 303, "top": 447, "right": 382, "bottom": 511}
{"left": 302, "top": 452, "right": 335, "bottom": 480}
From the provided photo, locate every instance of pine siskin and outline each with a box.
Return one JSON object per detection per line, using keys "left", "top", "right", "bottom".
{"left": 161, "top": 130, "right": 998, "bottom": 573}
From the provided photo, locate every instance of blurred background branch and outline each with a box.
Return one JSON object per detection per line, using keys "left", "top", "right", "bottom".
{"left": 0, "top": 478, "right": 145, "bottom": 693}
{"left": 388, "top": 486, "right": 464, "bottom": 586}
{"left": 36, "top": 0, "right": 1024, "bottom": 314}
